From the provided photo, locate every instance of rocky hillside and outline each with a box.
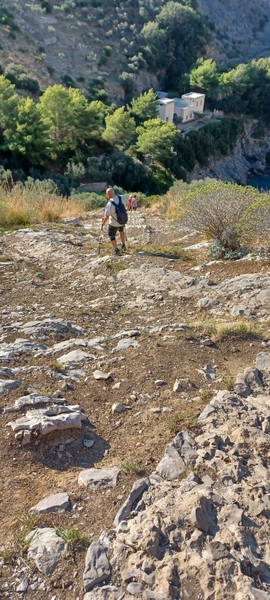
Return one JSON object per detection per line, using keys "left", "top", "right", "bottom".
{"left": 1, "top": 208, "right": 270, "bottom": 598}
{"left": 200, "top": 0, "right": 270, "bottom": 62}
{"left": 1, "top": 0, "right": 270, "bottom": 98}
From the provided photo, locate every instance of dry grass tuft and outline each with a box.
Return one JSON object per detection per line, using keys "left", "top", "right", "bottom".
{"left": 0, "top": 182, "right": 85, "bottom": 228}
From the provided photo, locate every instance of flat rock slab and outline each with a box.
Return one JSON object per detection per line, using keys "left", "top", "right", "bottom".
{"left": 83, "top": 540, "right": 111, "bottom": 592}
{"left": 78, "top": 467, "right": 120, "bottom": 489}
{"left": 0, "top": 379, "right": 21, "bottom": 393}
{"left": 58, "top": 349, "right": 95, "bottom": 366}
{"left": 27, "top": 527, "right": 66, "bottom": 575}
{"left": 4, "top": 393, "right": 65, "bottom": 413}
{"left": 0, "top": 339, "right": 49, "bottom": 361}
{"left": 8, "top": 404, "right": 86, "bottom": 441}
{"left": 30, "top": 492, "right": 71, "bottom": 514}
{"left": 114, "top": 338, "right": 140, "bottom": 352}
{"left": 19, "top": 318, "right": 85, "bottom": 339}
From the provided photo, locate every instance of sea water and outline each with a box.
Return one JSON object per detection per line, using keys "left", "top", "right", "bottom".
{"left": 248, "top": 174, "right": 270, "bottom": 191}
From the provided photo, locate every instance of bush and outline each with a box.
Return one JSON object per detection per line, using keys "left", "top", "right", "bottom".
{"left": 241, "top": 196, "right": 270, "bottom": 244}
{"left": 39, "top": 0, "right": 52, "bottom": 13}
{"left": 179, "top": 181, "right": 262, "bottom": 250}
{"left": 0, "top": 7, "right": 20, "bottom": 32}
{"left": 62, "top": 74, "right": 77, "bottom": 88}
{"left": 71, "top": 191, "right": 106, "bottom": 210}
{"left": 4, "top": 63, "right": 40, "bottom": 93}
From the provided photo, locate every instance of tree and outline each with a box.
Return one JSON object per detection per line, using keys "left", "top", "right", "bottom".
{"left": 135, "top": 119, "right": 177, "bottom": 164}
{"left": 141, "top": 2, "right": 211, "bottom": 88}
{"left": 102, "top": 107, "right": 135, "bottom": 149}
{"left": 38, "top": 85, "right": 101, "bottom": 156}
{"left": 189, "top": 58, "right": 219, "bottom": 96}
{"left": 4, "top": 97, "right": 51, "bottom": 165}
{"left": 129, "top": 89, "right": 158, "bottom": 126}
{"left": 141, "top": 21, "right": 167, "bottom": 69}
{"left": 119, "top": 72, "right": 136, "bottom": 104}
{"left": 0, "top": 75, "right": 19, "bottom": 132}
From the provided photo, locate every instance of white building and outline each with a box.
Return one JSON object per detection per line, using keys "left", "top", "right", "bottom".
{"left": 157, "top": 97, "right": 175, "bottom": 123}
{"left": 173, "top": 98, "right": 194, "bottom": 123}
{"left": 181, "top": 92, "right": 205, "bottom": 112}
{"left": 157, "top": 91, "right": 205, "bottom": 124}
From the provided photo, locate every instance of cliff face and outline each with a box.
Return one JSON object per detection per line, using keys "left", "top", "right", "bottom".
{"left": 191, "top": 120, "right": 270, "bottom": 186}
{"left": 199, "top": 0, "right": 270, "bottom": 63}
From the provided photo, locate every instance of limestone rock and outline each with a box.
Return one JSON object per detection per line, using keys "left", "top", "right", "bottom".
{"left": 4, "top": 392, "right": 66, "bottom": 413}
{"left": 112, "top": 403, "right": 127, "bottom": 414}
{"left": 83, "top": 540, "right": 111, "bottom": 592}
{"left": 114, "top": 478, "right": 149, "bottom": 526}
{"left": 114, "top": 338, "right": 140, "bottom": 351}
{"left": 27, "top": 528, "right": 66, "bottom": 575}
{"left": 0, "top": 379, "right": 21, "bottom": 393}
{"left": 78, "top": 467, "right": 120, "bottom": 489}
{"left": 58, "top": 349, "right": 94, "bottom": 366}
{"left": 156, "top": 444, "right": 186, "bottom": 480}
{"left": 93, "top": 370, "right": 112, "bottom": 380}
{"left": 8, "top": 404, "right": 86, "bottom": 441}
{"left": 20, "top": 318, "right": 85, "bottom": 339}
{"left": 30, "top": 492, "right": 71, "bottom": 514}
{"left": 256, "top": 352, "right": 270, "bottom": 372}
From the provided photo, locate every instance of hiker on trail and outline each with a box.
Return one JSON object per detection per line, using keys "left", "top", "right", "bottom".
{"left": 101, "top": 187, "right": 129, "bottom": 255}
{"left": 129, "top": 194, "right": 138, "bottom": 211}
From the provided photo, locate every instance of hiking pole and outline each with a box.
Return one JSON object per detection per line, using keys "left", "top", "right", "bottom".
{"left": 98, "top": 227, "right": 103, "bottom": 256}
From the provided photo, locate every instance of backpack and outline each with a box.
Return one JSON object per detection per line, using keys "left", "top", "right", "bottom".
{"left": 110, "top": 195, "right": 128, "bottom": 226}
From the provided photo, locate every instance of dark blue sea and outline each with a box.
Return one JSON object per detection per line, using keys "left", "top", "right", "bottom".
{"left": 248, "top": 175, "right": 270, "bottom": 191}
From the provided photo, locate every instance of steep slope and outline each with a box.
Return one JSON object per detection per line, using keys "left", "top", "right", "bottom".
{"left": 199, "top": 0, "right": 270, "bottom": 62}
{"left": 1, "top": 0, "right": 270, "bottom": 100}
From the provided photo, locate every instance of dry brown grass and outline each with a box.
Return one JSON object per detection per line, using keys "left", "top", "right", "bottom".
{"left": 0, "top": 183, "right": 84, "bottom": 228}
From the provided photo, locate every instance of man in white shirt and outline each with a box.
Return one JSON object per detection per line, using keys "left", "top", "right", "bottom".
{"left": 101, "top": 187, "right": 129, "bottom": 255}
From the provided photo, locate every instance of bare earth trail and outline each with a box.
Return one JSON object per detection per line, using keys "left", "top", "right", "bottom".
{"left": 1, "top": 209, "right": 270, "bottom": 599}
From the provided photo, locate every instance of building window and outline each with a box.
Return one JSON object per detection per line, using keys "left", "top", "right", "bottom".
{"left": 166, "top": 116, "right": 168, "bottom": 122}
{"left": 186, "top": 115, "right": 188, "bottom": 120}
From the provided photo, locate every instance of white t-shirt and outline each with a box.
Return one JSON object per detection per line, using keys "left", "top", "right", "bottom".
{"left": 104, "top": 195, "right": 128, "bottom": 227}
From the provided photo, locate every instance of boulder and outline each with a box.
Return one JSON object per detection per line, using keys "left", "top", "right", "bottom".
{"left": 78, "top": 467, "right": 120, "bottom": 489}
{"left": 30, "top": 492, "right": 71, "bottom": 514}
{"left": 83, "top": 541, "right": 111, "bottom": 592}
{"left": 27, "top": 528, "right": 66, "bottom": 575}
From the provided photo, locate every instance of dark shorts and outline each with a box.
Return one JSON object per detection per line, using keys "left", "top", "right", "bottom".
{"left": 108, "top": 225, "right": 124, "bottom": 240}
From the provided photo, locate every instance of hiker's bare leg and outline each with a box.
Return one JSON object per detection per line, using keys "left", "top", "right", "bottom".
{"left": 119, "top": 230, "right": 125, "bottom": 243}
{"left": 111, "top": 238, "right": 117, "bottom": 248}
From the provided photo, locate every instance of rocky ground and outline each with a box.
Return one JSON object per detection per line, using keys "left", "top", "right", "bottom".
{"left": 1, "top": 209, "right": 270, "bottom": 599}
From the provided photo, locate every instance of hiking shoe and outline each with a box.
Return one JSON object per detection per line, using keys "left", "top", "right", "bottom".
{"left": 121, "top": 243, "right": 127, "bottom": 252}
{"left": 113, "top": 247, "right": 121, "bottom": 256}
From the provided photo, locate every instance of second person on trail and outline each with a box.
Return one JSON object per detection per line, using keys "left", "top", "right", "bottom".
{"left": 101, "top": 187, "right": 129, "bottom": 255}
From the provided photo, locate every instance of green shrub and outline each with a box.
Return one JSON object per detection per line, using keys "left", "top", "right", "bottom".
{"left": 62, "top": 74, "right": 77, "bottom": 88}
{"left": 241, "top": 196, "right": 270, "bottom": 245}
{"left": 71, "top": 191, "right": 106, "bottom": 210}
{"left": 179, "top": 181, "right": 262, "bottom": 251}
{"left": 0, "top": 7, "right": 20, "bottom": 32}
{"left": 39, "top": 0, "right": 52, "bottom": 13}
{"left": 4, "top": 64, "right": 40, "bottom": 93}
{"left": 104, "top": 45, "right": 113, "bottom": 56}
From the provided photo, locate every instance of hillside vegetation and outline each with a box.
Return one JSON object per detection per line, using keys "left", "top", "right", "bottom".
{"left": 1, "top": 0, "right": 270, "bottom": 99}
